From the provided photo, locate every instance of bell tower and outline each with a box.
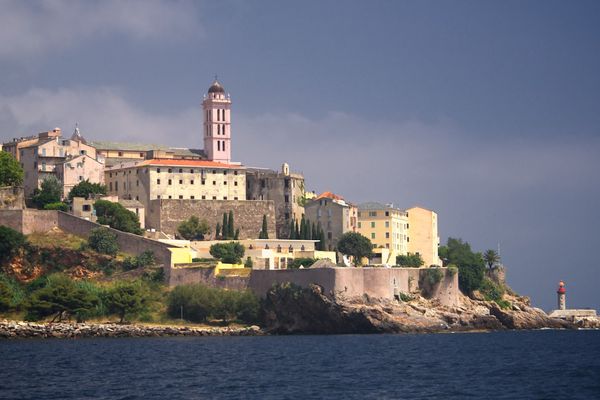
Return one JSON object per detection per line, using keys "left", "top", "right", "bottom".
{"left": 203, "top": 77, "right": 232, "bottom": 163}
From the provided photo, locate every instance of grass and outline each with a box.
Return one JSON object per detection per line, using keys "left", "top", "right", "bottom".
{"left": 27, "top": 229, "right": 86, "bottom": 250}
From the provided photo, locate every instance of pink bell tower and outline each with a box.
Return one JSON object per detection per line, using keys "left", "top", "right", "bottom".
{"left": 203, "top": 77, "right": 232, "bottom": 163}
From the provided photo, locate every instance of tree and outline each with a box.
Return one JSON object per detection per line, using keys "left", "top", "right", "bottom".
{"left": 483, "top": 249, "right": 500, "bottom": 270}
{"left": 337, "top": 232, "right": 373, "bottom": 266}
{"left": 68, "top": 179, "right": 107, "bottom": 200}
{"left": 227, "top": 210, "right": 234, "bottom": 239}
{"left": 288, "top": 257, "right": 317, "bottom": 269}
{"left": 43, "top": 202, "right": 68, "bottom": 211}
{"left": 209, "top": 242, "right": 245, "bottom": 264}
{"left": 439, "top": 238, "right": 485, "bottom": 294}
{"left": 94, "top": 199, "right": 142, "bottom": 235}
{"left": 300, "top": 215, "right": 307, "bottom": 239}
{"left": 0, "top": 152, "right": 24, "bottom": 187}
{"left": 31, "top": 176, "right": 62, "bottom": 209}
{"left": 215, "top": 223, "right": 221, "bottom": 239}
{"left": 177, "top": 216, "right": 211, "bottom": 240}
{"left": 104, "top": 281, "right": 150, "bottom": 323}
{"left": 222, "top": 213, "right": 228, "bottom": 238}
{"left": 288, "top": 219, "right": 296, "bottom": 239}
{"left": 396, "top": 253, "right": 424, "bottom": 268}
{"left": 88, "top": 227, "right": 119, "bottom": 255}
{"left": 25, "top": 274, "right": 100, "bottom": 322}
{"left": 259, "top": 215, "right": 269, "bottom": 239}
{"left": 0, "top": 225, "right": 27, "bottom": 262}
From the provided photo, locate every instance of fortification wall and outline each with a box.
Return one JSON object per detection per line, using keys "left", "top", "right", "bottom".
{"left": 0, "top": 209, "right": 58, "bottom": 233}
{"left": 147, "top": 199, "right": 277, "bottom": 239}
{"left": 168, "top": 264, "right": 249, "bottom": 290}
{"left": 0, "top": 186, "right": 25, "bottom": 210}
{"left": 248, "top": 267, "right": 459, "bottom": 306}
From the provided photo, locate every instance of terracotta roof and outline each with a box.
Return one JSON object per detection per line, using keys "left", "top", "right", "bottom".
{"left": 316, "top": 191, "right": 344, "bottom": 201}
{"left": 140, "top": 159, "right": 243, "bottom": 169}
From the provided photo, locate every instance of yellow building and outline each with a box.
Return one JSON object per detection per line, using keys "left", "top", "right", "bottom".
{"left": 357, "top": 202, "right": 408, "bottom": 265}
{"left": 406, "top": 206, "right": 441, "bottom": 266}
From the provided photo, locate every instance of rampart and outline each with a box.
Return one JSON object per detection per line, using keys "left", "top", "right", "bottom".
{"left": 168, "top": 264, "right": 249, "bottom": 290}
{"left": 147, "top": 199, "right": 276, "bottom": 239}
{"left": 249, "top": 267, "right": 459, "bottom": 306}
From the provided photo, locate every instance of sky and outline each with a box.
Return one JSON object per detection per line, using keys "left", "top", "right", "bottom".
{"left": 1, "top": 0, "right": 599, "bottom": 311}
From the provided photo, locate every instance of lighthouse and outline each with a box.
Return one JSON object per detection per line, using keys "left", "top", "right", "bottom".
{"left": 557, "top": 281, "right": 566, "bottom": 310}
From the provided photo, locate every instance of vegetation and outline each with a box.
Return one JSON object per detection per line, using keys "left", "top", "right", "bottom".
{"left": 68, "top": 179, "right": 107, "bottom": 200}
{"left": 0, "top": 152, "right": 24, "bottom": 187}
{"left": 288, "top": 257, "right": 317, "bottom": 269}
{"left": 209, "top": 242, "right": 245, "bottom": 264}
{"left": 218, "top": 211, "right": 239, "bottom": 240}
{"left": 0, "top": 274, "right": 25, "bottom": 312}
{"left": 259, "top": 215, "right": 269, "bottom": 239}
{"left": 483, "top": 249, "right": 501, "bottom": 270}
{"left": 122, "top": 251, "right": 156, "bottom": 271}
{"left": 31, "top": 177, "right": 62, "bottom": 209}
{"left": 103, "top": 280, "right": 152, "bottom": 323}
{"left": 425, "top": 267, "right": 444, "bottom": 286}
{"left": 167, "top": 284, "right": 259, "bottom": 324}
{"left": 94, "top": 199, "right": 143, "bottom": 235}
{"left": 447, "top": 264, "right": 458, "bottom": 276}
{"left": 396, "top": 253, "right": 424, "bottom": 268}
{"left": 439, "top": 238, "right": 485, "bottom": 294}
{"left": 43, "top": 202, "right": 69, "bottom": 211}
{"left": 177, "top": 216, "right": 210, "bottom": 240}
{"left": 337, "top": 232, "right": 373, "bottom": 266}
{"left": 0, "top": 225, "right": 27, "bottom": 262}
{"left": 88, "top": 227, "right": 119, "bottom": 256}
{"left": 244, "top": 257, "right": 253, "bottom": 268}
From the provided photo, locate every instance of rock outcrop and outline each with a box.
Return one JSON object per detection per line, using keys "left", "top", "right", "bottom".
{"left": 0, "top": 320, "right": 263, "bottom": 339}
{"left": 261, "top": 283, "right": 590, "bottom": 334}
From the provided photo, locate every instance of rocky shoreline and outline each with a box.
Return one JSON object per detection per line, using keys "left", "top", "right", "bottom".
{"left": 261, "top": 284, "right": 600, "bottom": 334}
{"left": 0, "top": 320, "right": 264, "bottom": 339}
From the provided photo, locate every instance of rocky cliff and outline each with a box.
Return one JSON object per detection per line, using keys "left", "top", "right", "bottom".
{"left": 261, "top": 283, "right": 598, "bottom": 334}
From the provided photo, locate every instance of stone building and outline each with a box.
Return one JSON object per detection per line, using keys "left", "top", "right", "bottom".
{"left": 357, "top": 202, "right": 409, "bottom": 265}
{"left": 246, "top": 163, "right": 305, "bottom": 238}
{"left": 89, "top": 141, "right": 204, "bottom": 167}
{"left": 304, "top": 191, "right": 357, "bottom": 251}
{"left": 406, "top": 206, "right": 441, "bottom": 266}
{"left": 11, "top": 127, "right": 105, "bottom": 198}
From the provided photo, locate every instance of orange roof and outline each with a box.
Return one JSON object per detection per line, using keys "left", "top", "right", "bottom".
{"left": 138, "top": 159, "right": 243, "bottom": 169}
{"left": 316, "top": 191, "right": 344, "bottom": 201}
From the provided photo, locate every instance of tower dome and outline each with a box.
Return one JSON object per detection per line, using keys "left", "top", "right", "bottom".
{"left": 208, "top": 79, "right": 225, "bottom": 94}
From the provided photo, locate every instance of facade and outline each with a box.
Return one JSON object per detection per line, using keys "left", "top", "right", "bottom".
{"left": 406, "top": 206, "right": 441, "bottom": 266}
{"left": 246, "top": 163, "right": 305, "bottom": 238}
{"left": 2, "top": 128, "right": 62, "bottom": 162}
{"left": 304, "top": 191, "right": 357, "bottom": 251}
{"left": 203, "top": 79, "right": 232, "bottom": 164}
{"left": 357, "top": 202, "right": 409, "bottom": 265}
{"left": 16, "top": 128, "right": 104, "bottom": 198}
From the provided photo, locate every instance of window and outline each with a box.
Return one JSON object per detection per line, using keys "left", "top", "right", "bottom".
{"left": 179, "top": 180, "right": 183, "bottom": 184}
{"left": 370, "top": 222, "right": 375, "bottom": 228}
{"left": 357, "top": 211, "right": 361, "bottom": 217}
{"left": 80, "top": 150, "right": 86, "bottom": 155}
{"left": 168, "top": 179, "right": 172, "bottom": 185}
{"left": 369, "top": 211, "right": 377, "bottom": 217}
{"left": 407, "top": 224, "right": 409, "bottom": 229}
{"left": 212, "top": 181, "right": 216, "bottom": 185}
{"left": 191, "top": 180, "right": 194, "bottom": 185}
{"left": 179, "top": 195, "right": 183, "bottom": 199}
{"left": 135, "top": 196, "right": 139, "bottom": 201}
{"left": 234, "top": 171, "right": 238, "bottom": 175}
{"left": 140, "top": 152, "right": 144, "bottom": 157}
{"left": 224, "top": 181, "right": 227, "bottom": 185}
{"left": 179, "top": 168, "right": 183, "bottom": 173}
{"left": 109, "top": 173, "right": 112, "bottom": 178}
{"left": 328, "top": 232, "right": 333, "bottom": 240}
{"left": 223, "top": 196, "right": 227, "bottom": 200}
{"left": 385, "top": 244, "right": 390, "bottom": 249}
{"left": 190, "top": 169, "right": 194, "bottom": 173}
{"left": 222, "top": 141, "right": 226, "bottom": 151}
{"left": 223, "top": 170, "right": 227, "bottom": 175}
{"left": 83, "top": 205, "right": 91, "bottom": 212}
{"left": 385, "top": 211, "right": 389, "bottom": 217}
{"left": 157, "top": 195, "right": 161, "bottom": 199}
{"left": 109, "top": 182, "right": 113, "bottom": 191}
{"left": 136, "top": 180, "right": 139, "bottom": 187}
{"left": 157, "top": 179, "right": 161, "bottom": 184}
{"left": 212, "top": 170, "right": 216, "bottom": 174}
{"left": 234, "top": 197, "right": 238, "bottom": 200}
{"left": 284, "top": 195, "right": 289, "bottom": 203}
{"left": 157, "top": 168, "right": 161, "bottom": 173}
{"left": 285, "top": 212, "right": 290, "bottom": 220}
{"left": 234, "top": 181, "right": 238, "bottom": 186}
{"left": 385, "top": 232, "right": 390, "bottom": 239}
{"left": 115, "top": 182, "right": 118, "bottom": 190}
{"left": 358, "top": 222, "right": 362, "bottom": 228}
{"left": 201, "top": 180, "right": 206, "bottom": 185}
{"left": 217, "top": 141, "right": 221, "bottom": 151}
{"left": 371, "top": 233, "right": 376, "bottom": 239}
{"left": 202, "top": 195, "right": 206, "bottom": 199}
{"left": 284, "top": 179, "right": 290, "bottom": 188}
{"left": 212, "top": 196, "right": 217, "bottom": 200}
{"left": 78, "top": 176, "right": 83, "bottom": 181}
{"left": 190, "top": 196, "right": 195, "bottom": 199}
{"left": 168, "top": 169, "right": 172, "bottom": 173}
{"left": 385, "top": 221, "right": 389, "bottom": 228}
{"left": 168, "top": 195, "right": 172, "bottom": 199}
{"left": 407, "top": 237, "right": 410, "bottom": 242}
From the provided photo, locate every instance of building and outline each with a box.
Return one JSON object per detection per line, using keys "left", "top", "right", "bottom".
{"left": 72, "top": 195, "right": 145, "bottom": 228}
{"left": 13, "top": 127, "right": 104, "bottom": 198}
{"left": 406, "top": 206, "right": 441, "bottom": 266}
{"left": 357, "top": 202, "right": 409, "bottom": 265}
{"left": 89, "top": 141, "right": 204, "bottom": 167}
{"left": 2, "top": 128, "right": 62, "bottom": 162}
{"left": 246, "top": 163, "right": 305, "bottom": 238}
{"left": 203, "top": 79, "right": 232, "bottom": 164}
{"left": 304, "top": 191, "right": 357, "bottom": 251}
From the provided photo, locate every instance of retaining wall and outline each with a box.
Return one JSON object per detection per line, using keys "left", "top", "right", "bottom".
{"left": 168, "top": 264, "right": 250, "bottom": 290}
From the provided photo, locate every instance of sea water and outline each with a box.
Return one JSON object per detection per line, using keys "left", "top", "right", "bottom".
{"left": 1, "top": 330, "right": 599, "bottom": 399}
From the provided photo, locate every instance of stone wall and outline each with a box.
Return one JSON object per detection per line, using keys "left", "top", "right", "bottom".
{"left": 0, "top": 186, "right": 25, "bottom": 210}
{"left": 0, "top": 209, "right": 58, "bottom": 233}
{"left": 248, "top": 267, "right": 459, "bottom": 306}
{"left": 168, "top": 264, "right": 250, "bottom": 290}
{"left": 148, "top": 199, "right": 276, "bottom": 239}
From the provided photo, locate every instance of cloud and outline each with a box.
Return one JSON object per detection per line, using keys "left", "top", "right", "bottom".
{"left": 0, "top": 0, "right": 203, "bottom": 59}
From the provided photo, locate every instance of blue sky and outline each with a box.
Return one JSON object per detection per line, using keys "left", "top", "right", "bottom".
{"left": 1, "top": 0, "right": 599, "bottom": 310}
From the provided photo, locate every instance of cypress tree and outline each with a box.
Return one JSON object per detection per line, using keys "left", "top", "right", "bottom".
{"left": 295, "top": 220, "right": 300, "bottom": 240}
{"left": 311, "top": 222, "right": 317, "bottom": 240}
{"left": 306, "top": 219, "right": 312, "bottom": 241}
{"left": 222, "top": 213, "right": 228, "bottom": 239}
{"left": 299, "top": 216, "right": 306, "bottom": 240}
{"left": 234, "top": 228, "right": 240, "bottom": 240}
{"left": 289, "top": 219, "right": 296, "bottom": 239}
{"left": 259, "top": 215, "right": 269, "bottom": 239}
{"left": 228, "top": 210, "right": 234, "bottom": 239}
{"left": 216, "top": 223, "right": 221, "bottom": 239}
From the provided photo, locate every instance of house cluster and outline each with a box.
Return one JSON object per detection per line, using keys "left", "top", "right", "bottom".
{"left": 2, "top": 79, "right": 440, "bottom": 267}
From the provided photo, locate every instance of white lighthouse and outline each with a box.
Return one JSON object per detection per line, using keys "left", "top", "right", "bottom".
{"left": 203, "top": 78, "right": 232, "bottom": 164}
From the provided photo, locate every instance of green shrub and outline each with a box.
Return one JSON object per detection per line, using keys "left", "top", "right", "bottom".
{"left": 244, "top": 257, "right": 253, "bottom": 268}
{"left": 209, "top": 242, "right": 245, "bottom": 264}
{"left": 0, "top": 151, "right": 24, "bottom": 186}
{"left": 103, "top": 280, "right": 151, "bottom": 323}
{"left": 288, "top": 257, "right": 317, "bottom": 269}
{"left": 396, "top": 253, "right": 424, "bottom": 268}
{"left": 122, "top": 251, "right": 156, "bottom": 271}
{"left": 480, "top": 278, "right": 505, "bottom": 302}
{"left": 177, "top": 216, "right": 210, "bottom": 240}
{"left": 425, "top": 267, "right": 444, "bottom": 286}
{"left": 43, "top": 202, "right": 69, "bottom": 211}
{"left": 94, "top": 199, "right": 143, "bottom": 235}
{"left": 167, "top": 284, "right": 259, "bottom": 324}
{"left": 68, "top": 180, "right": 107, "bottom": 200}
{"left": 88, "top": 227, "right": 119, "bottom": 255}
{"left": 447, "top": 264, "right": 458, "bottom": 276}
{"left": 496, "top": 299, "right": 512, "bottom": 309}
{"left": 31, "top": 177, "right": 62, "bottom": 209}
{"left": 0, "top": 225, "right": 27, "bottom": 262}
{"left": 0, "top": 274, "right": 25, "bottom": 312}
{"left": 399, "top": 292, "right": 412, "bottom": 302}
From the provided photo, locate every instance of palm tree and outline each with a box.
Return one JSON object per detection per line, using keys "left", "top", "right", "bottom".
{"left": 483, "top": 249, "right": 500, "bottom": 269}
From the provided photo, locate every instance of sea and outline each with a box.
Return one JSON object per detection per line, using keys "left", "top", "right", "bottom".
{"left": 1, "top": 330, "right": 599, "bottom": 399}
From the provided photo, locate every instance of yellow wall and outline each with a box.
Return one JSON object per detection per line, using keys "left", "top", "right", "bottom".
{"left": 357, "top": 207, "right": 408, "bottom": 264}
{"left": 406, "top": 206, "right": 441, "bottom": 266}
{"left": 169, "top": 247, "right": 194, "bottom": 265}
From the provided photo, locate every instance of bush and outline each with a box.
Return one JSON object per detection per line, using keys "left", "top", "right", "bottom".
{"left": 88, "top": 227, "right": 119, "bottom": 255}
{"left": 396, "top": 253, "right": 424, "bottom": 268}
{"left": 31, "top": 177, "right": 62, "bottom": 209}
{"left": 425, "top": 267, "right": 444, "bottom": 286}
{"left": 94, "top": 199, "right": 143, "bottom": 235}
{"left": 209, "top": 242, "right": 245, "bottom": 264}
{"left": 288, "top": 258, "right": 317, "bottom": 269}
{"left": 244, "top": 257, "right": 253, "bottom": 268}
{"left": 447, "top": 264, "right": 458, "bottom": 276}
{"left": 458, "top": 264, "right": 485, "bottom": 294}
{"left": 0, "top": 152, "right": 24, "bottom": 186}
{"left": 177, "top": 216, "right": 210, "bottom": 240}
{"left": 122, "top": 251, "right": 156, "bottom": 271}
{"left": 43, "top": 202, "right": 69, "bottom": 211}
{"left": 0, "top": 225, "right": 27, "bottom": 262}
{"left": 68, "top": 180, "right": 107, "bottom": 200}
{"left": 103, "top": 280, "right": 151, "bottom": 323}
{"left": 0, "top": 274, "right": 25, "bottom": 312}
{"left": 167, "top": 284, "right": 259, "bottom": 324}
{"left": 479, "top": 278, "right": 505, "bottom": 302}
